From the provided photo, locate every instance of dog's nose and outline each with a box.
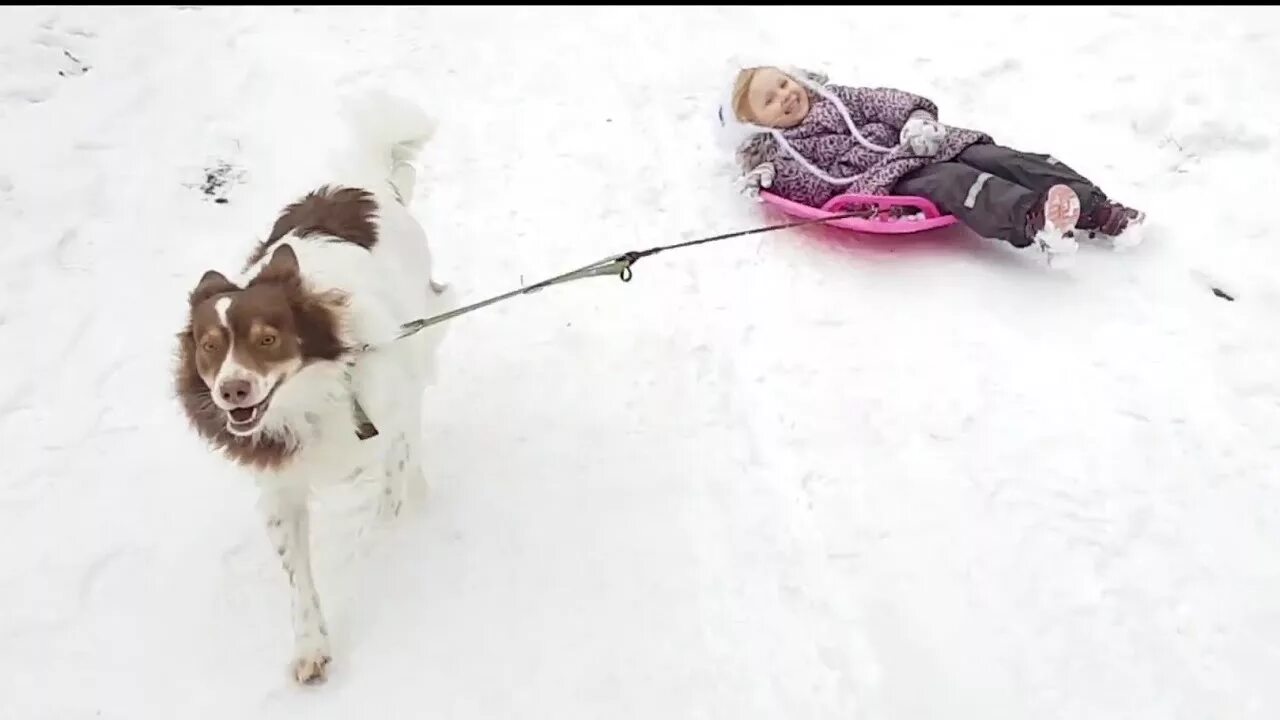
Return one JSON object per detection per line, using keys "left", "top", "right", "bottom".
{"left": 219, "top": 379, "right": 252, "bottom": 405}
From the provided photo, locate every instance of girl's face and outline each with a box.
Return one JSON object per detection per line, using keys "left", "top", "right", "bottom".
{"left": 745, "top": 68, "right": 810, "bottom": 128}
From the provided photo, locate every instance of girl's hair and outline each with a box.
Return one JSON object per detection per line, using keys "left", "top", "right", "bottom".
{"left": 731, "top": 67, "right": 763, "bottom": 123}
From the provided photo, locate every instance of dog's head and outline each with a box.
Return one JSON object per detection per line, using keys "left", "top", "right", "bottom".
{"left": 177, "top": 244, "right": 347, "bottom": 439}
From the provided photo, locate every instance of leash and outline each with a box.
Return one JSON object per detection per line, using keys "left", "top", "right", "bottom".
{"left": 343, "top": 207, "right": 869, "bottom": 440}
{"left": 351, "top": 208, "right": 870, "bottom": 356}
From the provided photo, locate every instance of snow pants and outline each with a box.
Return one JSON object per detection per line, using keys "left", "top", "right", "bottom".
{"left": 892, "top": 144, "right": 1108, "bottom": 247}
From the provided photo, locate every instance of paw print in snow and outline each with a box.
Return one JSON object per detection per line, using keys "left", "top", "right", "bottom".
{"left": 57, "top": 49, "right": 90, "bottom": 78}
{"left": 35, "top": 19, "right": 95, "bottom": 80}
{"left": 0, "top": 16, "right": 95, "bottom": 109}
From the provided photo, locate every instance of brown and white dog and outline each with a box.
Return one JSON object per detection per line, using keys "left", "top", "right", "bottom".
{"left": 173, "top": 92, "right": 452, "bottom": 685}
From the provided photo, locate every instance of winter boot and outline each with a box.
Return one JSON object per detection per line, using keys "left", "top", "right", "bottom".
{"left": 1078, "top": 199, "right": 1146, "bottom": 249}
{"left": 1024, "top": 184, "right": 1081, "bottom": 266}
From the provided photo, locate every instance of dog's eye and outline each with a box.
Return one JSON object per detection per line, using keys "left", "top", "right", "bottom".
{"left": 201, "top": 341, "right": 217, "bottom": 353}
{"left": 261, "top": 334, "right": 276, "bottom": 347}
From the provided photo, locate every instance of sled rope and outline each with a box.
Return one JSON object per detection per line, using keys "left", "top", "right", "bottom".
{"left": 352, "top": 209, "right": 870, "bottom": 356}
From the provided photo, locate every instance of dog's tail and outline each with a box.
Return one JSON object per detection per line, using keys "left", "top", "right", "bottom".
{"left": 339, "top": 89, "right": 437, "bottom": 206}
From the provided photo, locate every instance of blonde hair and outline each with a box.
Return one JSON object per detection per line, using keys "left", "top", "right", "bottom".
{"left": 731, "top": 67, "right": 764, "bottom": 123}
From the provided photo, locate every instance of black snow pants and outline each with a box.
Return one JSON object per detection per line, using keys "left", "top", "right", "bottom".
{"left": 892, "top": 144, "right": 1108, "bottom": 248}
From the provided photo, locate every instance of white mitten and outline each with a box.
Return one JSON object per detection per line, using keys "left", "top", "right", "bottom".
{"left": 737, "top": 162, "right": 776, "bottom": 201}
{"left": 900, "top": 115, "right": 946, "bottom": 157}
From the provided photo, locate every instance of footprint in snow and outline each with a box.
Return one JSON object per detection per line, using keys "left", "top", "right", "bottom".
{"left": 56, "top": 49, "right": 90, "bottom": 78}
{"left": 33, "top": 23, "right": 94, "bottom": 79}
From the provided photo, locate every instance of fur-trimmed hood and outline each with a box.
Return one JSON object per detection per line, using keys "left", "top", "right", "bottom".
{"left": 713, "top": 61, "right": 829, "bottom": 156}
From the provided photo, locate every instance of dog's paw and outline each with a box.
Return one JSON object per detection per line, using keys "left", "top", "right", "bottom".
{"left": 292, "top": 649, "right": 332, "bottom": 685}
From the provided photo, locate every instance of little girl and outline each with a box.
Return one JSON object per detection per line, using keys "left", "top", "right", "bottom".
{"left": 717, "top": 65, "right": 1146, "bottom": 260}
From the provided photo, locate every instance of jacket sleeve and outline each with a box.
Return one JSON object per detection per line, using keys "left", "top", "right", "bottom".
{"left": 733, "top": 133, "right": 842, "bottom": 207}
{"left": 830, "top": 85, "right": 939, "bottom": 134}
{"left": 767, "top": 152, "right": 844, "bottom": 208}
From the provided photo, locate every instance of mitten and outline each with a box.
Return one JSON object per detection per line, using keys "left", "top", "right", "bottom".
{"left": 737, "top": 162, "right": 776, "bottom": 201}
{"left": 900, "top": 114, "right": 946, "bottom": 157}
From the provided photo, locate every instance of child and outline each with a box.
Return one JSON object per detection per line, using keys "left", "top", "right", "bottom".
{"left": 717, "top": 65, "right": 1146, "bottom": 260}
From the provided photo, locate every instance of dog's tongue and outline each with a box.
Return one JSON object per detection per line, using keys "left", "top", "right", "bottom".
{"left": 229, "top": 406, "right": 255, "bottom": 423}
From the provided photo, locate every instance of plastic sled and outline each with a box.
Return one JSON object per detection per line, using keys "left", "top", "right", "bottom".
{"left": 759, "top": 190, "right": 959, "bottom": 235}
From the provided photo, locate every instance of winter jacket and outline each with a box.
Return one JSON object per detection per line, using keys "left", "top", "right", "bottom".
{"left": 733, "top": 82, "right": 992, "bottom": 207}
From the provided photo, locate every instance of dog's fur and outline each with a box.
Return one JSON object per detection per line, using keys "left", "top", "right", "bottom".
{"left": 173, "top": 91, "right": 452, "bottom": 685}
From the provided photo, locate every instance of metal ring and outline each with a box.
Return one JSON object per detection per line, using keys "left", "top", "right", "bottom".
{"left": 620, "top": 265, "right": 633, "bottom": 282}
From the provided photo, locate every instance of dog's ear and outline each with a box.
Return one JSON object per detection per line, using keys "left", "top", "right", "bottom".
{"left": 251, "top": 244, "right": 300, "bottom": 287}
{"left": 189, "top": 270, "right": 239, "bottom": 307}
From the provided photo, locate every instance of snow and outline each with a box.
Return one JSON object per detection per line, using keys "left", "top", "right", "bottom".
{"left": 2, "top": 5, "right": 1279, "bottom": 719}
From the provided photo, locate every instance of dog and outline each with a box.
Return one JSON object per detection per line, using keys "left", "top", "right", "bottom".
{"left": 173, "top": 91, "right": 452, "bottom": 685}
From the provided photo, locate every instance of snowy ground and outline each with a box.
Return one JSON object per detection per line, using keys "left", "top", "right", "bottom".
{"left": 2, "top": 5, "right": 1279, "bottom": 719}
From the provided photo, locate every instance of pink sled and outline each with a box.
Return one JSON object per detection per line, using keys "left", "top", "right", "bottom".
{"left": 759, "top": 190, "right": 958, "bottom": 235}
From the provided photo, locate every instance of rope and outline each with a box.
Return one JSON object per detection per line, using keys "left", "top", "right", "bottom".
{"left": 351, "top": 207, "right": 870, "bottom": 356}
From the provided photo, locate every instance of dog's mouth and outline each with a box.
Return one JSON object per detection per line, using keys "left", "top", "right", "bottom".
{"left": 225, "top": 384, "right": 279, "bottom": 436}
